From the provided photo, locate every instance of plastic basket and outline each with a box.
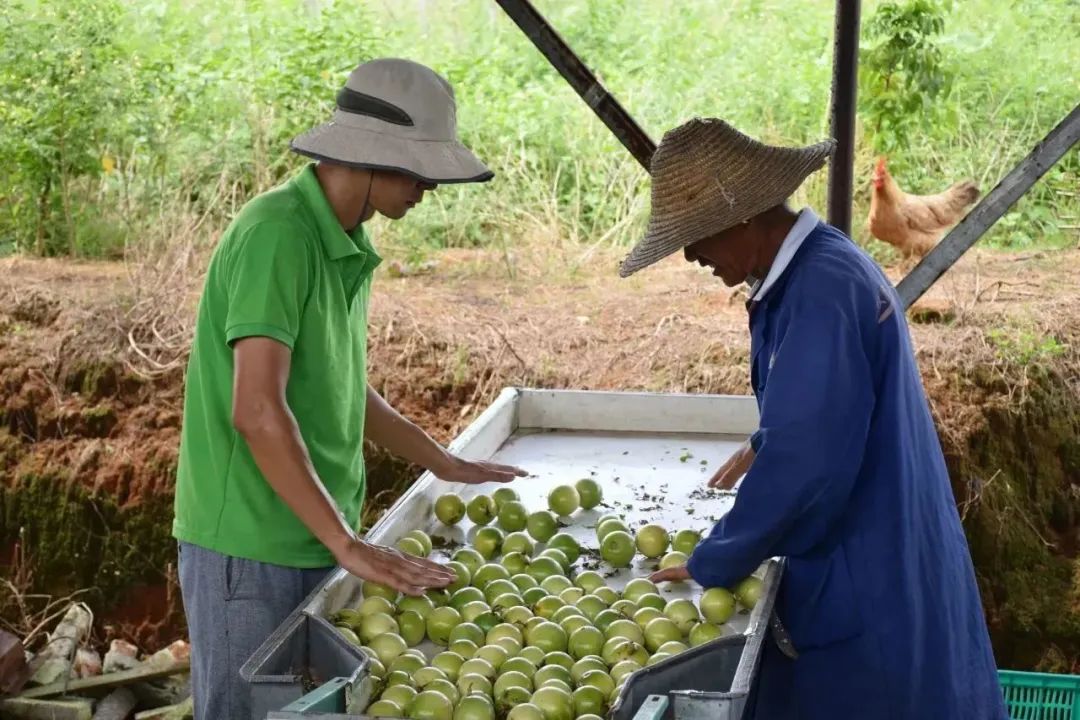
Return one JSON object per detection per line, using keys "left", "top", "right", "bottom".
{"left": 1000, "top": 670, "right": 1080, "bottom": 720}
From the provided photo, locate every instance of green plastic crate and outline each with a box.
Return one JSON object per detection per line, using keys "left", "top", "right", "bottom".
{"left": 1000, "top": 670, "right": 1080, "bottom": 720}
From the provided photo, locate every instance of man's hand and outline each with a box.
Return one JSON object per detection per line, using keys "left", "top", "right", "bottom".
{"left": 649, "top": 565, "right": 691, "bottom": 583}
{"left": 334, "top": 538, "right": 455, "bottom": 596}
{"left": 434, "top": 455, "right": 528, "bottom": 485}
{"left": 708, "top": 442, "right": 756, "bottom": 490}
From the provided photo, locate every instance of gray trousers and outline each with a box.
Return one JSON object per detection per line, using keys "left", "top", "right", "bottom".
{"left": 178, "top": 542, "right": 332, "bottom": 720}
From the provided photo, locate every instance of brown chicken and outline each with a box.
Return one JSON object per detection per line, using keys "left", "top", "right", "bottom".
{"left": 867, "top": 156, "right": 980, "bottom": 259}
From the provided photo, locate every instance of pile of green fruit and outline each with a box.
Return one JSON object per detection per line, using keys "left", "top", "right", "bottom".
{"left": 330, "top": 483, "right": 764, "bottom": 720}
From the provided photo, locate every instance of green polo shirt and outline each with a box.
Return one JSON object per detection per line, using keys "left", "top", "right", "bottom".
{"left": 173, "top": 163, "right": 381, "bottom": 567}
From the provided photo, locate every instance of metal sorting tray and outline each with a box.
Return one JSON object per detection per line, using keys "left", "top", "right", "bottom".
{"left": 245, "top": 388, "right": 780, "bottom": 719}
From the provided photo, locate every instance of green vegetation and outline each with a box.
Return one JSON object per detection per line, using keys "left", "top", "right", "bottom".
{"left": 0, "top": 0, "right": 1076, "bottom": 259}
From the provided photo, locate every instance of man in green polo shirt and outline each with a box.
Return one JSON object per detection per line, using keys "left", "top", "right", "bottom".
{"left": 173, "top": 58, "right": 525, "bottom": 720}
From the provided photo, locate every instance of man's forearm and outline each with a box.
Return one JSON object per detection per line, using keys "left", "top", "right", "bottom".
{"left": 365, "top": 386, "right": 452, "bottom": 473}
{"left": 238, "top": 400, "right": 356, "bottom": 557}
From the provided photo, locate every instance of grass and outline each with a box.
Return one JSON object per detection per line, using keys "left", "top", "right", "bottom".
{"left": 0, "top": 0, "right": 1076, "bottom": 261}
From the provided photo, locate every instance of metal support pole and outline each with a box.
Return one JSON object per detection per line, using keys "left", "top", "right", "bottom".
{"left": 826, "top": 0, "right": 861, "bottom": 236}
{"left": 896, "top": 103, "right": 1080, "bottom": 309}
{"left": 494, "top": 0, "right": 657, "bottom": 171}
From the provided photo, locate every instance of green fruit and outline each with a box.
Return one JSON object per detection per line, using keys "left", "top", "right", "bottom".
{"left": 408, "top": 689, "right": 453, "bottom": 720}
{"left": 427, "top": 679, "right": 459, "bottom": 705}
{"left": 506, "top": 704, "right": 545, "bottom": 720}
{"left": 567, "top": 626, "right": 605, "bottom": 660}
{"left": 593, "top": 609, "right": 621, "bottom": 633}
{"left": 574, "top": 478, "right": 603, "bottom": 510}
{"left": 609, "top": 659, "right": 641, "bottom": 684}
{"left": 671, "top": 529, "right": 702, "bottom": 555}
{"left": 415, "top": 666, "right": 450, "bottom": 688}
{"left": 547, "top": 533, "right": 581, "bottom": 564}
{"left": 646, "top": 652, "right": 671, "bottom": 667}
{"left": 518, "top": 646, "right": 546, "bottom": 667}
{"left": 643, "top": 617, "right": 682, "bottom": 652}
{"left": 558, "top": 587, "right": 584, "bottom": 605}
{"left": 406, "top": 530, "right": 434, "bottom": 556}
{"left": 656, "top": 640, "right": 689, "bottom": 656}
{"left": 689, "top": 621, "right": 724, "bottom": 646}
{"left": 360, "top": 596, "right": 397, "bottom": 617}
{"left": 493, "top": 669, "right": 533, "bottom": 698}
{"left": 570, "top": 656, "right": 607, "bottom": 685}
{"left": 426, "top": 588, "right": 449, "bottom": 608}
{"left": 533, "top": 595, "right": 565, "bottom": 619}
{"left": 501, "top": 605, "right": 534, "bottom": 627}
{"left": 539, "top": 549, "right": 571, "bottom": 573}
{"left": 501, "top": 552, "right": 530, "bottom": 576}
{"left": 540, "top": 575, "right": 573, "bottom": 595}
{"left": 476, "top": 644, "right": 509, "bottom": 671}
{"left": 664, "top": 598, "right": 701, "bottom": 634}
{"left": 498, "top": 501, "right": 529, "bottom": 532}
{"left": 573, "top": 571, "right": 605, "bottom": 593}
{"left": 547, "top": 485, "right": 580, "bottom": 516}
{"left": 525, "top": 621, "right": 568, "bottom": 654}
{"left": 595, "top": 519, "right": 629, "bottom": 542}
{"left": 572, "top": 685, "right": 605, "bottom": 717}
{"left": 579, "top": 669, "right": 616, "bottom": 698}
{"left": 428, "top": 607, "right": 463, "bottom": 645}
{"left": 511, "top": 574, "right": 539, "bottom": 592}
{"left": 636, "top": 593, "right": 666, "bottom": 612}
{"left": 453, "top": 693, "right": 495, "bottom": 720}
{"left": 634, "top": 524, "right": 669, "bottom": 558}
{"left": 451, "top": 587, "right": 486, "bottom": 611}
{"left": 398, "top": 595, "right": 437, "bottom": 620}
{"left": 527, "top": 557, "right": 563, "bottom": 583}
{"left": 575, "top": 595, "right": 607, "bottom": 621}
{"left": 399, "top": 611, "right": 427, "bottom": 646}
{"left": 472, "top": 563, "right": 511, "bottom": 589}
{"left": 487, "top": 623, "right": 524, "bottom": 646}
{"left": 364, "top": 581, "right": 400, "bottom": 603}
{"left": 382, "top": 684, "right": 418, "bottom": 710}
{"left": 390, "top": 653, "right": 426, "bottom": 675}
{"left": 435, "top": 493, "right": 467, "bottom": 526}
{"left": 456, "top": 673, "right": 492, "bottom": 698}
{"left": 551, "top": 605, "right": 584, "bottom": 624}
{"left": 735, "top": 576, "right": 765, "bottom": 609}
{"left": 604, "top": 619, "right": 644, "bottom": 645}
{"left": 633, "top": 607, "right": 664, "bottom": 629}
{"left": 495, "top": 684, "right": 533, "bottom": 716}
{"left": 491, "top": 593, "right": 525, "bottom": 614}
{"left": 368, "top": 632, "right": 409, "bottom": 667}
{"left": 600, "top": 530, "right": 635, "bottom": 567}
{"left": 467, "top": 496, "right": 498, "bottom": 526}
{"left": 601, "top": 638, "right": 648, "bottom": 667}
{"left": 460, "top": 657, "right": 497, "bottom": 681}
{"left": 445, "top": 562, "right": 472, "bottom": 594}
{"left": 700, "top": 587, "right": 737, "bottom": 624}
{"left": 533, "top": 663, "right": 572, "bottom": 689}
{"left": 492, "top": 487, "right": 520, "bottom": 510}
{"left": 432, "top": 651, "right": 466, "bottom": 681}
{"left": 543, "top": 651, "right": 574, "bottom": 670}
{"left": 559, "top": 616, "right": 591, "bottom": 637}
{"left": 473, "top": 528, "right": 504, "bottom": 560}
{"left": 367, "top": 654, "right": 388, "bottom": 678}
{"left": 461, "top": 601, "right": 494, "bottom": 625}
{"left": 368, "top": 699, "right": 404, "bottom": 717}
{"left": 336, "top": 626, "right": 361, "bottom": 646}
{"left": 452, "top": 548, "right": 486, "bottom": 576}
{"left": 530, "top": 686, "right": 573, "bottom": 720}
{"left": 495, "top": 637, "right": 523, "bottom": 657}
{"left": 526, "top": 511, "right": 559, "bottom": 542}
{"left": 449, "top": 639, "right": 479, "bottom": 659}
{"left": 622, "top": 579, "right": 658, "bottom": 602}
{"left": 659, "top": 551, "right": 689, "bottom": 571}
{"left": 611, "top": 599, "right": 637, "bottom": 618}
{"left": 483, "top": 579, "right": 519, "bottom": 604}
{"left": 501, "top": 656, "right": 538, "bottom": 678}
{"left": 386, "top": 670, "right": 416, "bottom": 688}
{"left": 522, "top": 587, "right": 548, "bottom": 606}
{"left": 360, "top": 612, "right": 400, "bottom": 643}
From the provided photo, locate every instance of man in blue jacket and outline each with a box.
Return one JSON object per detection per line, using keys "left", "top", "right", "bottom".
{"left": 622, "top": 118, "right": 1006, "bottom": 719}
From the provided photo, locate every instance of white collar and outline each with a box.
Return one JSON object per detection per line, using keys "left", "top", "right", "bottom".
{"left": 749, "top": 207, "right": 819, "bottom": 302}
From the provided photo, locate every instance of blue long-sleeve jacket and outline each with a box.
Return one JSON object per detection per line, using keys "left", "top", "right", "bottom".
{"left": 687, "top": 223, "right": 1006, "bottom": 719}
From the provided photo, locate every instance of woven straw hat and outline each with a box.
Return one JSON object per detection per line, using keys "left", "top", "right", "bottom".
{"left": 618, "top": 118, "right": 835, "bottom": 277}
{"left": 291, "top": 58, "right": 492, "bottom": 184}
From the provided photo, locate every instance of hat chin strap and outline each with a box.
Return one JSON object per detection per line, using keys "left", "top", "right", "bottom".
{"left": 359, "top": 168, "right": 375, "bottom": 225}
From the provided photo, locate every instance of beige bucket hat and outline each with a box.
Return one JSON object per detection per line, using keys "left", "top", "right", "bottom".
{"left": 618, "top": 118, "right": 835, "bottom": 277}
{"left": 291, "top": 58, "right": 492, "bottom": 184}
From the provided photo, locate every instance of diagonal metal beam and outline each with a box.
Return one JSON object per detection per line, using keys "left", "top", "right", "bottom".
{"left": 494, "top": 0, "right": 656, "bottom": 171}
{"left": 826, "top": 0, "right": 861, "bottom": 236}
{"left": 896, "top": 103, "right": 1080, "bottom": 309}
